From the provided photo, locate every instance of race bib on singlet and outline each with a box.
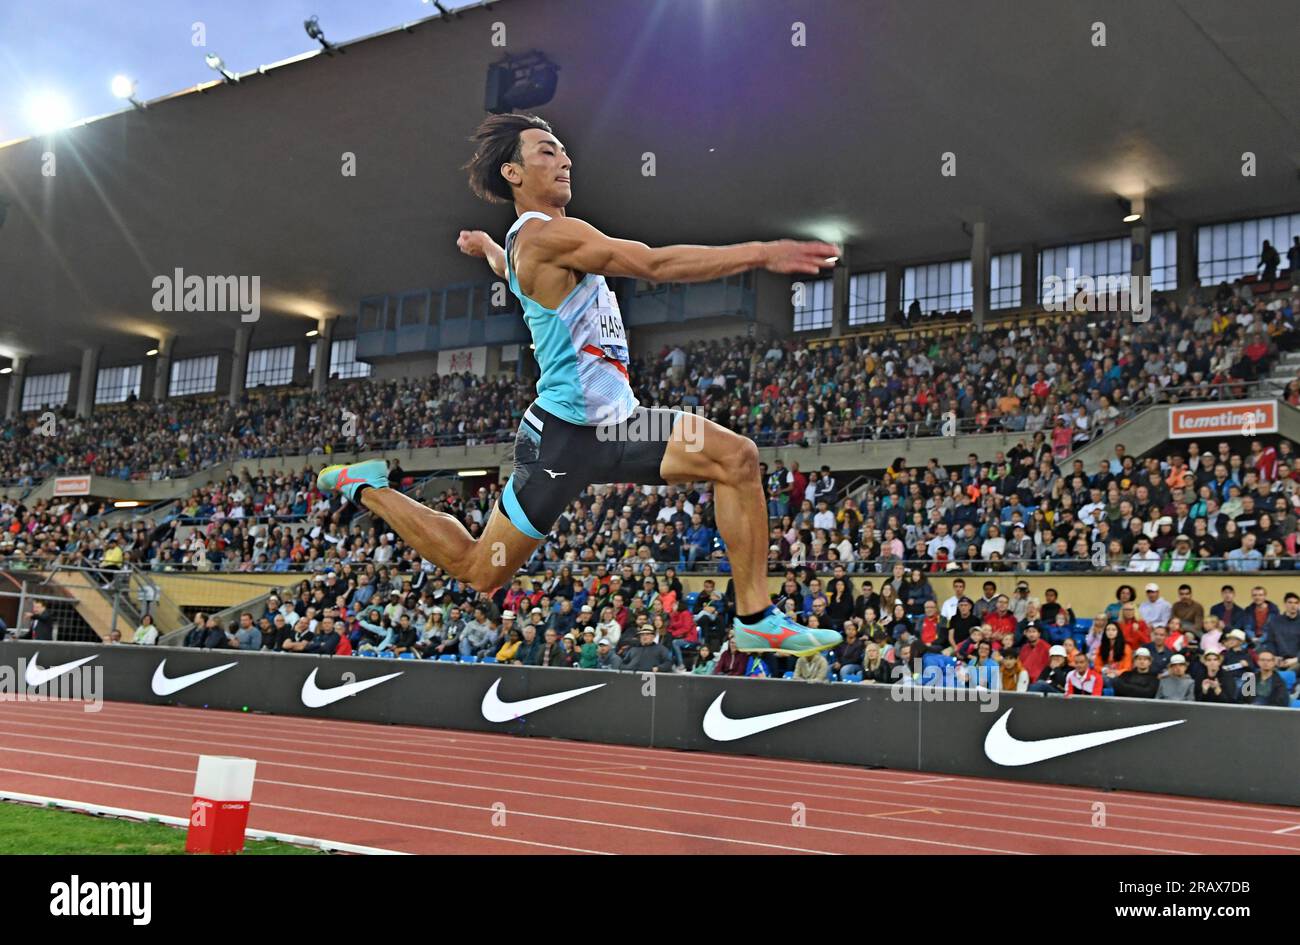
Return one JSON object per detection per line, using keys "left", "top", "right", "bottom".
{"left": 593, "top": 291, "right": 629, "bottom": 363}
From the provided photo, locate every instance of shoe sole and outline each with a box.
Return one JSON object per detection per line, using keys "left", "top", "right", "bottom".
{"left": 736, "top": 640, "right": 839, "bottom": 658}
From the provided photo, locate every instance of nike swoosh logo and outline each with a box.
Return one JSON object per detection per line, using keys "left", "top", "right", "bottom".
{"left": 983, "top": 708, "right": 1184, "bottom": 767}
{"left": 702, "top": 692, "right": 857, "bottom": 742}
{"left": 24, "top": 653, "right": 98, "bottom": 687}
{"left": 480, "top": 678, "right": 605, "bottom": 723}
{"left": 301, "top": 668, "right": 403, "bottom": 708}
{"left": 544, "top": 469, "right": 566, "bottom": 478}
{"left": 151, "top": 659, "right": 238, "bottom": 696}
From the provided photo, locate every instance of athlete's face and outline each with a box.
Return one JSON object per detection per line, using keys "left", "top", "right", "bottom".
{"left": 507, "top": 128, "right": 571, "bottom": 206}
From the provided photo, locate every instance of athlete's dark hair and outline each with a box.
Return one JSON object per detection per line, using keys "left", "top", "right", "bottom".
{"left": 463, "top": 113, "right": 554, "bottom": 204}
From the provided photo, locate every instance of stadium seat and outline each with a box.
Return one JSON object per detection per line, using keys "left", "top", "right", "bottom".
{"left": 379, "top": 650, "right": 396, "bottom": 659}
{"left": 398, "top": 651, "right": 416, "bottom": 659}
{"left": 462, "top": 655, "right": 478, "bottom": 664}
{"left": 1074, "top": 619, "right": 1092, "bottom": 633}
{"left": 438, "top": 654, "right": 456, "bottom": 662}
{"left": 1103, "top": 685, "right": 1114, "bottom": 696}
{"left": 1280, "top": 670, "right": 1297, "bottom": 689}
{"left": 840, "top": 672, "right": 862, "bottom": 683}
{"left": 686, "top": 592, "right": 699, "bottom": 609}
{"left": 782, "top": 671, "right": 794, "bottom": 678}
{"left": 482, "top": 656, "right": 497, "bottom": 664}
{"left": 359, "top": 650, "right": 376, "bottom": 658}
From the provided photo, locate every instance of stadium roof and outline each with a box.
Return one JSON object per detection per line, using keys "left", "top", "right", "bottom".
{"left": 1, "top": 0, "right": 1298, "bottom": 373}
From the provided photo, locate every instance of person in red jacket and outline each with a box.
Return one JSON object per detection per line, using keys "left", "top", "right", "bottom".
{"left": 1018, "top": 623, "right": 1051, "bottom": 682}
{"left": 1116, "top": 602, "right": 1151, "bottom": 649}
{"left": 1065, "top": 651, "right": 1104, "bottom": 696}
{"left": 712, "top": 637, "right": 749, "bottom": 676}
{"left": 984, "top": 595, "right": 1018, "bottom": 639}
{"left": 668, "top": 601, "right": 698, "bottom": 643}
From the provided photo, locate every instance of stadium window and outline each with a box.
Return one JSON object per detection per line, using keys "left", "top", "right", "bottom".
{"left": 1038, "top": 237, "right": 1129, "bottom": 306}
{"left": 169, "top": 354, "right": 218, "bottom": 397}
{"left": 1197, "top": 211, "right": 1300, "bottom": 284}
{"left": 847, "top": 271, "right": 886, "bottom": 326}
{"left": 94, "top": 364, "right": 142, "bottom": 404}
{"left": 792, "top": 277, "right": 833, "bottom": 332}
{"left": 1150, "top": 230, "right": 1177, "bottom": 290}
{"left": 245, "top": 346, "right": 295, "bottom": 388}
{"left": 21, "top": 372, "right": 70, "bottom": 412}
{"left": 308, "top": 337, "right": 371, "bottom": 380}
{"left": 901, "top": 259, "right": 972, "bottom": 315}
{"left": 989, "top": 252, "right": 1022, "bottom": 309}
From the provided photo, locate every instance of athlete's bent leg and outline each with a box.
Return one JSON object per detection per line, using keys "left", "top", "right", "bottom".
{"left": 659, "top": 416, "right": 769, "bottom": 615}
{"left": 658, "top": 416, "right": 840, "bottom": 658}
{"left": 318, "top": 460, "right": 540, "bottom": 592}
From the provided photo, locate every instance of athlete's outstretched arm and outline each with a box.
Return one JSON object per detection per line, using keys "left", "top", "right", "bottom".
{"left": 457, "top": 229, "right": 507, "bottom": 278}
{"left": 525, "top": 217, "right": 839, "bottom": 283}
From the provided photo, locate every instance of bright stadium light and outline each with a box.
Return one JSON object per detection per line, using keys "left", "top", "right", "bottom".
{"left": 146, "top": 348, "right": 159, "bottom": 356}
{"left": 25, "top": 90, "right": 74, "bottom": 135}
{"left": 305, "top": 329, "right": 319, "bottom": 337}
{"left": 205, "top": 53, "right": 238, "bottom": 83}
{"left": 111, "top": 74, "right": 145, "bottom": 110}
{"left": 0, "top": 367, "right": 11, "bottom": 375}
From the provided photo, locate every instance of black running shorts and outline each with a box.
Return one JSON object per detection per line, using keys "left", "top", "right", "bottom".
{"left": 500, "top": 401, "right": 684, "bottom": 539}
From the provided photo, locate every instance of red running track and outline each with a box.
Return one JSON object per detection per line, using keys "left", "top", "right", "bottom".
{"left": 0, "top": 698, "right": 1297, "bottom": 855}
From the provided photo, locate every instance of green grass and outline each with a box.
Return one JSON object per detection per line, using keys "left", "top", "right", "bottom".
{"left": 0, "top": 802, "right": 325, "bottom": 855}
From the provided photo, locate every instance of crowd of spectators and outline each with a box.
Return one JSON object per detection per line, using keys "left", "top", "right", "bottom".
{"left": 168, "top": 556, "right": 1300, "bottom": 706}
{"left": 2, "top": 282, "right": 1296, "bottom": 491}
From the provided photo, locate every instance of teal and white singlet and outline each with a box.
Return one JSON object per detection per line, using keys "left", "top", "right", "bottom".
{"left": 503, "top": 211, "right": 639, "bottom": 426}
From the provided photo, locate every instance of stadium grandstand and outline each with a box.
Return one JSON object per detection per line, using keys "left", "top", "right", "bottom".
{"left": 0, "top": 0, "right": 1298, "bottom": 869}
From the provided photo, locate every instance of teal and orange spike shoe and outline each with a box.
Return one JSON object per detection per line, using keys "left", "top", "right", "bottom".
{"left": 316, "top": 459, "right": 390, "bottom": 503}
{"left": 732, "top": 606, "right": 842, "bottom": 657}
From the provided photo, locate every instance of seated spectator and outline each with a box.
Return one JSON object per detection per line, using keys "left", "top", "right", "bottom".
{"left": 133, "top": 614, "right": 159, "bottom": 646}
{"left": 712, "top": 637, "right": 749, "bottom": 676}
{"left": 1260, "top": 592, "right": 1300, "bottom": 670}
{"left": 595, "top": 636, "right": 622, "bottom": 670}
{"left": 304, "top": 616, "right": 339, "bottom": 655}
{"left": 234, "top": 613, "right": 262, "bottom": 651}
{"left": 860, "top": 642, "right": 891, "bottom": 683}
{"left": 1113, "top": 647, "right": 1159, "bottom": 699}
{"left": 1094, "top": 622, "right": 1131, "bottom": 682}
{"left": 998, "top": 646, "right": 1029, "bottom": 692}
{"left": 1247, "top": 650, "right": 1291, "bottom": 707}
{"left": 794, "top": 651, "right": 829, "bottom": 682}
{"left": 390, "top": 614, "right": 418, "bottom": 657}
{"left": 690, "top": 643, "right": 716, "bottom": 674}
{"left": 495, "top": 627, "right": 523, "bottom": 663}
{"left": 1195, "top": 651, "right": 1236, "bottom": 703}
{"left": 1156, "top": 653, "right": 1195, "bottom": 701}
{"left": 959, "top": 640, "right": 1000, "bottom": 689}
{"left": 620, "top": 626, "right": 673, "bottom": 673}
{"left": 1065, "top": 651, "right": 1103, "bottom": 696}
{"left": 536, "top": 627, "right": 570, "bottom": 667}
{"left": 831, "top": 622, "right": 865, "bottom": 678}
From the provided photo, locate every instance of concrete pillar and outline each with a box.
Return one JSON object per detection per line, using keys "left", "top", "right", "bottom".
{"left": 884, "top": 262, "right": 902, "bottom": 322}
{"left": 4, "top": 354, "right": 28, "bottom": 420}
{"left": 229, "top": 325, "right": 252, "bottom": 404}
{"left": 971, "top": 220, "right": 989, "bottom": 330}
{"left": 312, "top": 316, "right": 336, "bottom": 393}
{"left": 76, "top": 346, "right": 100, "bottom": 419}
{"left": 1021, "top": 245, "right": 1038, "bottom": 309}
{"left": 152, "top": 336, "right": 175, "bottom": 402}
{"left": 1176, "top": 221, "right": 1197, "bottom": 301}
{"left": 1129, "top": 198, "right": 1151, "bottom": 319}
{"left": 291, "top": 340, "right": 312, "bottom": 387}
{"left": 831, "top": 244, "right": 850, "bottom": 337}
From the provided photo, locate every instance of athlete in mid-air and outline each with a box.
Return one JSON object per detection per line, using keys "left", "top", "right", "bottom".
{"left": 318, "top": 113, "right": 842, "bottom": 658}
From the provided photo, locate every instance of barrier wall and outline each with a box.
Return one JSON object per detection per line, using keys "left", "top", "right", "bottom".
{"left": 1, "top": 641, "right": 1296, "bottom": 807}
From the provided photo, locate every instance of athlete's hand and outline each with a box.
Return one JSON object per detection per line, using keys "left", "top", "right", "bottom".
{"left": 457, "top": 229, "right": 495, "bottom": 259}
{"left": 761, "top": 240, "right": 841, "bottom": 275}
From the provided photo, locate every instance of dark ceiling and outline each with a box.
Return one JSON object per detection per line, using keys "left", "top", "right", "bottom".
{"left": 1, "top": 0, "right": 1298, "bottom": 373}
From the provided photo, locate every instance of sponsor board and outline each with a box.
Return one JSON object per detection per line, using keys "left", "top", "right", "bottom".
{"left": 1167, "top": 400, "right": 1277, "bottom": 439}
{"left": 53, "top": 476, "right": 92, "bottom": 497}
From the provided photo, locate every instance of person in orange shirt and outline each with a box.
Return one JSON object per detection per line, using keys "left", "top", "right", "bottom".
{"left": 1094, "top": 622, "right": 1132, "bottom": 681}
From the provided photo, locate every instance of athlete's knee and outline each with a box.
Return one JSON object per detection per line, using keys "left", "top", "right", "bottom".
{"left": 719, "top": 435, "right": 760, "bottom": 484}
{"left": 458, "top": 544, "right": 515, "bottom": 591}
